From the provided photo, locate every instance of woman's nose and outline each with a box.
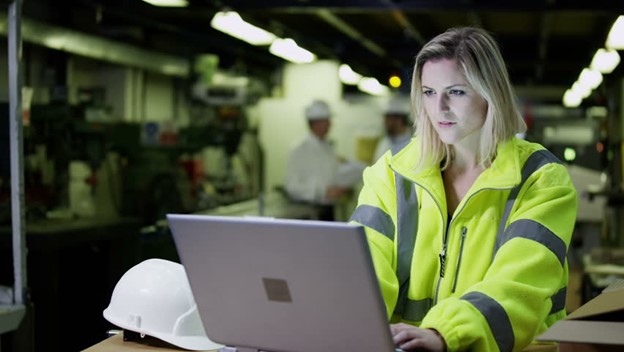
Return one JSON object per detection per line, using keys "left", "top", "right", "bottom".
{"left": 437, "top": 94, "right": 450, "bottom": 113}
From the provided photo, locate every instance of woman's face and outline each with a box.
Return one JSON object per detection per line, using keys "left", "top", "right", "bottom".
{"left": 421, "top": 58, "right": 488, "bottom": 150}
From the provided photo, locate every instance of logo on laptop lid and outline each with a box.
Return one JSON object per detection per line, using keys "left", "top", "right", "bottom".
{"left": 262, "top": 278, "right": 292, "bottom": 303}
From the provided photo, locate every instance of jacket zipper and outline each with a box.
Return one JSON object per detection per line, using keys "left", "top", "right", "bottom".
{"left": 438, "top": 241, "right": 447, "bottom": 278}
{"left": 388, "top": 165, "right": 512, "bottom": 305}
{"left": 433, "top": 225, "right": 450, "bottom": 304}
{"left": 433, "top": 188, "right": 500, "bottom": 304}
{"left": 451, "top": 227, "right": 468, "bottom": 293}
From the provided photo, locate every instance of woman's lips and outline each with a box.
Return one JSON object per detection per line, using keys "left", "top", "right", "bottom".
{"left": 438, "top": 121, "right": 455, "bottom": 128}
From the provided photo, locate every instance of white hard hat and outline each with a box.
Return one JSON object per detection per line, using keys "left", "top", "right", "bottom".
{"left": 103, "top": 259, "right": 223, "bottom": 351}
{"left": 305, "top": 100, "right": 331, "bottom": 120}
{"left": 385, "top": 96, "right": 410, "bottom": 116}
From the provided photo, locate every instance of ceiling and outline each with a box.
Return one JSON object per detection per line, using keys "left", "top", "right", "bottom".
{"left": 24, "top": 0, "right": 624, "bottom": 102}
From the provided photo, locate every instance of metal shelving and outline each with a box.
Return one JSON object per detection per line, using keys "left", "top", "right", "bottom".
{"left": 0, "top": 0, "right": 26, "bottom": 341}
{"left": 0, "top": 304, "right": 24, "bottom": 335}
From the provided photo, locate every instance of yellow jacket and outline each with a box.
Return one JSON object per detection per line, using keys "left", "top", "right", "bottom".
{"left": 351, "top": 137, "right": 577, "bottom": 351}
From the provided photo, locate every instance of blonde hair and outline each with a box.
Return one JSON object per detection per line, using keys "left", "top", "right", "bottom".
{"left": 410, "top": 27, "right": 526, "bottom": 171}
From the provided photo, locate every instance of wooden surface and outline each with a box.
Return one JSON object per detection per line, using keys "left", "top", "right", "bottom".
{"left": 85, "top": 334, "right": 566, "bottom": 352}
{"left": 523, "top": 344, "right": 558, "bottom": 351}
{"left": 83, "top": 334, "right": 219, "bottom": 352}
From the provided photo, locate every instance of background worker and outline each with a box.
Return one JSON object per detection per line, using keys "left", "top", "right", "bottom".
{"left": 373, "top": 97, "right": 414, "bottom": 161}
{"left": 284, "top": 100, "right": 365, "bottom": 220}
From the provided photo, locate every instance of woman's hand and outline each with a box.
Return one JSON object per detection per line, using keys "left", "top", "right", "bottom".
{"left": 390, "top": 323, "right": 446, "bottom": 352}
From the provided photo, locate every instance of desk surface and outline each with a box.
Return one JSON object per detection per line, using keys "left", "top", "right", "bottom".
{"left": 85, "top": 334, "right": 562, "bottom": 352}
{"left": 83, "top": 334, "right": 219, "bottom": 352}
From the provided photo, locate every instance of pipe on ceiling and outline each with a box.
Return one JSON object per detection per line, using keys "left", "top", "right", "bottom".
{"left": 0, "top": 14, "right": 190, "bottom": 77}
{"left": 316, "top": 9, "right": 386, "bottom": 57}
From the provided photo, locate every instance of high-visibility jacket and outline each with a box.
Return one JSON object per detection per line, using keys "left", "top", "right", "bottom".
{"left": 350, "top": 137, "right": 577, "bottom": 352}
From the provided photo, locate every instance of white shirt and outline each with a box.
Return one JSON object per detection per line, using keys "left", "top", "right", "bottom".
{"left": 373, "top": 130, "right": 413, "bottom": 161}
{"left": 285, "top": 134, "right": 364, "bottom": 204}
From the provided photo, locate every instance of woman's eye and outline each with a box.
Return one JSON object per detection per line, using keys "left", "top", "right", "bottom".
{"left": 423, "top": 90, "right": 434, "bottom": 97}
{"left": 449, "top": 89, "right": 465, "bottom": 96}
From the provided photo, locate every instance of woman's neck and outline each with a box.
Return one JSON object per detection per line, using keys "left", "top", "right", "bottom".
{"left": 443, "top": 147, "right": 485, "bottom": 215}
{"left": 448, "top": 147, "right": 481, "bottom": 173}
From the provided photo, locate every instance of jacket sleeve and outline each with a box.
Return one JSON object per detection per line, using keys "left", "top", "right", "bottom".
{"left": 350, "top": 158, "right": 400, "bottom": 319}
{"left": 420, "top": 162, "right": 577, "bottom": 352}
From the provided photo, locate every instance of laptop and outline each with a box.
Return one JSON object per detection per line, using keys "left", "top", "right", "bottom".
{"left": 167, "top": 214, "right": 399, "bottom": 352}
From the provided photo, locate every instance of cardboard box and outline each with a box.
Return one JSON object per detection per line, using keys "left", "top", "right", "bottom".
{"left": 537, "top": 280, "right": 624, "bottom": 351}
{"left": 522, "top": 343, "right": 557, "bottom": 351}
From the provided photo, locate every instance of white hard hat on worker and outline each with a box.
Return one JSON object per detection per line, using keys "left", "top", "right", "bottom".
{"left": 305, "top": 99, "right": 331, "bottom": 121}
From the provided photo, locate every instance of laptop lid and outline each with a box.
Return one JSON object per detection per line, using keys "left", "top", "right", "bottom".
{"left": 167, "top": 214, "right": 396, "bottom": 352}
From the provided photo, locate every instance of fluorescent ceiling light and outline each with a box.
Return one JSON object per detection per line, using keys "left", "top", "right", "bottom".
{"left": 339, "top": 64, "right": 362, "bottom": 85}
{"left": 563, "top": 89, "right": 582, "bottom": 108}
{"left": 269, "top": 38, "right": 316, "bottom": 64}
{"left": 211, "top": 11, "right": 277, "bottom": 46}
{"left": 590, "top": 48, "right": 620, "bottom": 74}
{"left": 606, "top": 16, "right": 624, "bottom": 50}
{"left": 578, "top": 68, "right": 603, "bottom": 90}
{"left": 572, "top": 81, "right": 591, "bottom": 99}
{"left": 358, "top": 77, "right": 389, "bottom": 96}
{"left": 142, "top": 0, "right": 188, "bottom": 7}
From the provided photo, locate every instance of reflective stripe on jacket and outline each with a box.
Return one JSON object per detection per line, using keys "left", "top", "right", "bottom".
{"left": 350, "top": 137, "right": 577, "bottom": 352}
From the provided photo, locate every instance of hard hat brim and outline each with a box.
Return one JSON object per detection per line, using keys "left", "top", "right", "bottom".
{"left": 151, "top": 331, "right": 224, "bottom": 351}
{"left": 103, "top": 308, "right": 224, "bottom": 351}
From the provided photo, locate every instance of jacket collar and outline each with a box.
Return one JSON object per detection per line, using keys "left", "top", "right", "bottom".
{"left": 389, "top": 137, "right": 522, "bottom": 191}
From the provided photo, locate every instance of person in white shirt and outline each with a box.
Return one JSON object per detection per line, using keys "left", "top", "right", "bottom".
{"left": 373, "top": 97, "right": 414, "bottom": 161}
{"left": 284, "top": 100, "right": 365, "bottom": 220}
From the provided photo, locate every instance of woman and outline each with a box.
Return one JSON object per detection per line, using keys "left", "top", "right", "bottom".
{"left": 350, "top": 27, "right": 577, "bottom": 351}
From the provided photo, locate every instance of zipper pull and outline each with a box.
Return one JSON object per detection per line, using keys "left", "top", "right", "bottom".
{"left": 439, "top": 244, "right": 447, "bottom": 277}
